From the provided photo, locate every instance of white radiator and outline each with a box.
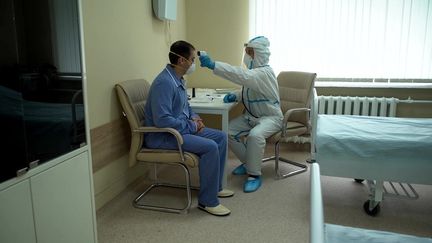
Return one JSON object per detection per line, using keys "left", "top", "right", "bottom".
{"left": 317, "top": 96, "right": 398, "bottom": 117}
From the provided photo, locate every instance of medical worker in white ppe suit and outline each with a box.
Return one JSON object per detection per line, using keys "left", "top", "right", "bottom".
{"left": 199, "top": 36, "right": 283, "bottom": 193}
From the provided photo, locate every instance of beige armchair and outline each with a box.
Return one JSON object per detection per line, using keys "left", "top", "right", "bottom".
{"left": 115, "top": 79, "right": 199, "bottom": 214}
{"left": 263, "top": 71, "right": 316, "bottom": 179}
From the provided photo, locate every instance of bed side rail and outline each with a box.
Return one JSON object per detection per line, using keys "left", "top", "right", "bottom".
{"left": 310, "top": 163, "right": 325, "bottom": 243}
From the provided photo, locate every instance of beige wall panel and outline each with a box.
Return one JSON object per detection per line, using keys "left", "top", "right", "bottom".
{"left": 81, "top": 0, "right": 187, "bottom": 208}
{"left": 82, "top": 0, "right": 187, "bottom": 129}
{"left": 185, "top": 0, "right": 249, "bottom": 89}
{"left": 90, "top": 118, "right": 130, "bottom": 172}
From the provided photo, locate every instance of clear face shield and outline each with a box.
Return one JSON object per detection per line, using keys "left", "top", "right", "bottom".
{"left": 242, "top": 43, "right": 254, "bottom": 69}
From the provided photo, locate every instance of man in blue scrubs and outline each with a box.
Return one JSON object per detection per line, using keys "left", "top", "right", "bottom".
{"left": 144, "top": 40, "right": 233, "bottom": 216}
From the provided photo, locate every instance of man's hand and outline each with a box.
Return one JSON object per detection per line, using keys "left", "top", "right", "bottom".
{"left": 193, "top": 117, "right": 205, "bottom": 133}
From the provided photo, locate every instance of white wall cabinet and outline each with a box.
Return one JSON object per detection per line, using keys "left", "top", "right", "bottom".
{"left": 0, "top": 180, "right": 37, "bottom": 243}
{"left": 0, "top": 149, "right": 96, "bottom": 243}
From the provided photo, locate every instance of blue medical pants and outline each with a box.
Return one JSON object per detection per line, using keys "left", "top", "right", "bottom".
{"left": 148, "top": 128, "right": 227, "bottom": 207}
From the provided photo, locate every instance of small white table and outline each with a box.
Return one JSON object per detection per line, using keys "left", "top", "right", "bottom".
{"left": 190, "top": 99, "right": 236, "bottom": 133}
{"left": 189, "top": 95, "right": 237, "bottom": 187}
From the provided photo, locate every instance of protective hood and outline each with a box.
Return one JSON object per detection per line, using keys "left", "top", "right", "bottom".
{"left": 245, "top": 36, "right": 271, "bottom": 68}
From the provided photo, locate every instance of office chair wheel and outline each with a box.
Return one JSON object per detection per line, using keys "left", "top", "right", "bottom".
{"left": 363, "top": 200, "right": 380, "bottom": 216}
{"left": 354, "top": 179, "right": 364, "bottom": 183}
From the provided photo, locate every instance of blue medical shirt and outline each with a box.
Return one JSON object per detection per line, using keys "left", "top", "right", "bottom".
{"left": 144, "top": 64, "right": 198, "bottom": 148}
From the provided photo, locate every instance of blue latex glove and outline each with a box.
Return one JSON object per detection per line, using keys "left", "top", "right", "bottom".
{"left": 223, "top": 93, "right": 236, "bottom": 103}
{"left": 199, "top": 55, "right": 215, "bottom": 70}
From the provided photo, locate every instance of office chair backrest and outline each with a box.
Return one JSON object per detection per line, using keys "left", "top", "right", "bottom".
{"left": 115, "top": 79, "right": 151, "bottom": 166}
{"left": 277, "top": 71, "right": 316, "bottom": 125}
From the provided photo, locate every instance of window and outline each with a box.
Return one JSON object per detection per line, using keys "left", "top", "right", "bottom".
{"left": 49, "top": 0, "right": 82, "bottom": 74}
{"left": 250, "top": 0, "right": 432, "bottom": 84}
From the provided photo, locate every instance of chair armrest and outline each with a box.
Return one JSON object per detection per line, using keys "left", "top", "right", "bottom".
{"left": 133, "top": 127, "right": 184, "bottom": 145}
{"left": 282, "top": 108, "right": 311, "bottom": 137}
{"left": 133, "top": 127, "right": 187, "bottom": 162}
{"left": 283, "top": 107, "right": 310, "bottom": 126}
{"left": 71, "top": 90, "right": 83, "bottom": 124}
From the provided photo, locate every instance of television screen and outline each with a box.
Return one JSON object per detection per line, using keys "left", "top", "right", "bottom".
{"left": 0, "top": 0, "right": 86, "bottom": 183}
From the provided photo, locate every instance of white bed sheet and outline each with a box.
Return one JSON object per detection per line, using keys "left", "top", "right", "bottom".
{"left": 316, "top": 115, "right": 432, "bottom": 184}
{"left": 325, "top": 224, "right": 432, "bottom": 243}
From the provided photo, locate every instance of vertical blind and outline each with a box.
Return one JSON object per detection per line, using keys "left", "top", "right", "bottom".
{"left": 49, "top": 0, "right": 82, "bottom": 74}
{"left": 250, "top": 0, "right": 432, "bottom": 82}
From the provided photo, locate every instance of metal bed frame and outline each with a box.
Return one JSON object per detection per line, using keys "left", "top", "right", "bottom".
{"left": 310, "top": 89, "right": 432, "bottom": 216}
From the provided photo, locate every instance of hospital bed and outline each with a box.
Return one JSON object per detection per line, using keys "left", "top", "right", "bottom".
{"left": 310, "top": 163, "right": 432, "bottom": 243}
{"left": 24, "top": 97, "right": 85, "bottom": 161}
{"left": 310, "top": 89, "right": 432, "bottom": 215}
{"left": 0, "top": 85, "right": 85, "bottom": 163}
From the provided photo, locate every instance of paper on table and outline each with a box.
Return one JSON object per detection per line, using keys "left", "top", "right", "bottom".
{"left": 215, "top": 88, "right": 236, "bottom": 94}
{"left": 189, "top": 97, "right": 214, "bottom": 103}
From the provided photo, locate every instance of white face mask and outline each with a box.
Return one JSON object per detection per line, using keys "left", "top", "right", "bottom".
{"left": 243, "top": 54, "right": 253, "bottom": 69}
{"left": 170, "top": 51, "right": 196, "bottom": 75}
{"left": 185, "top": 63, "right": 195, "bottom": 75}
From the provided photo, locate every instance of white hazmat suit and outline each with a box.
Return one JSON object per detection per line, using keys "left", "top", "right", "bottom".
{"left": 213, "top": 36, "right": 283, "bottom": 176}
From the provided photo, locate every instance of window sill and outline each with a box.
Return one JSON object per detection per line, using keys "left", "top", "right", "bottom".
{"left": 315, "top": 82, "right": 432, "bottom": 89}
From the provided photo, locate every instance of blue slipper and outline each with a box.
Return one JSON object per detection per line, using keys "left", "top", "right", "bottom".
{"left": 243, "top": 176, "right": 262, "bottom": 193}
{"left": 232, "top": 164, "right": 247, "bottom": 175}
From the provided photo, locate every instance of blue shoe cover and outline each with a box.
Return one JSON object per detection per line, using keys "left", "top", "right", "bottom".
{"left": 243, "top": 177, "right": 262, "bottom": 193}
{"left": 232, "top": 164, "right": 247, "bottom": 175}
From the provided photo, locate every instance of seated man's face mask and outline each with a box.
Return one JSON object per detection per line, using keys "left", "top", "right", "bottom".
{"left": 170, "top": 51, "right": 196, "bottom": 75}
{"left": 185, "top": 61, "right": 196, "bottom": 75}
